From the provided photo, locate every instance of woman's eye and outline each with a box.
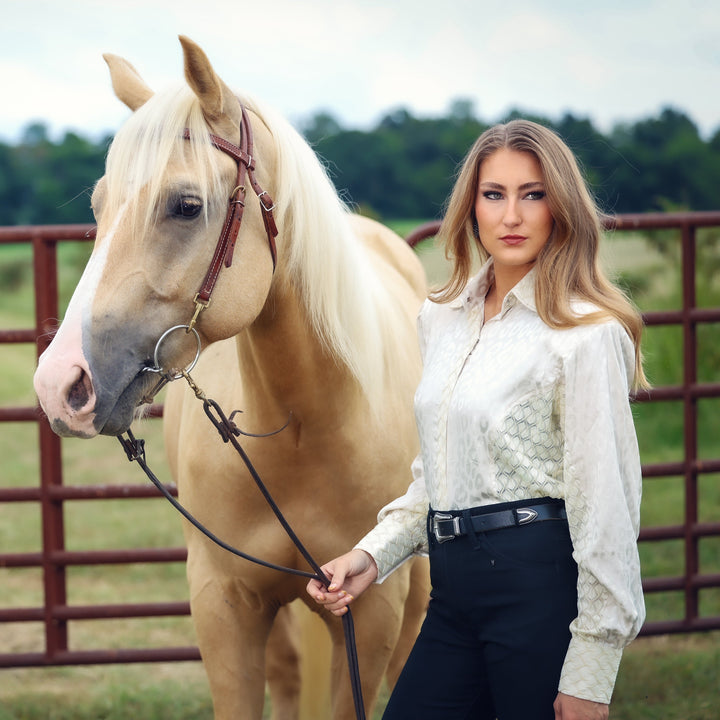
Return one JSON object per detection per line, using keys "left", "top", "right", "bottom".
{"left": 483, "top": 191, "right": 503, "bottom": 200}
{"left": 526, "top": 191, "right": 546, "bottom": 201}
{"left": 169, "top": 196, "right": 203, "bottom": 219}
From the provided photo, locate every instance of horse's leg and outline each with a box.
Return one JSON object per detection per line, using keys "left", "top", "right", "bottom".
{"left": 265, "top": 602, "right": 302, "bottom": 720}
{"left": 298, "top": 603, "right": 332, "bottom": 720}
{"left": 384, "top": 557, "right": 430, "bottom": 688}
{"left": 189, "top": 566, "right": 273, "bottom": 720}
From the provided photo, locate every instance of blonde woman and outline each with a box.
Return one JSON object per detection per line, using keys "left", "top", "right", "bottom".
{"left": 308, "top": 120, "right": 646, "bottom": 720}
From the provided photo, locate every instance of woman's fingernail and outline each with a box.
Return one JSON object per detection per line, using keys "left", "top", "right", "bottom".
{"left": 328, "top": 583, "right": 337, "bottom": 591}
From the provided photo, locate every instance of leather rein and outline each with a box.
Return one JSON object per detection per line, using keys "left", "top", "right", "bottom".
{"left": 120, "top": 104, "right": 367, "bottom": 720}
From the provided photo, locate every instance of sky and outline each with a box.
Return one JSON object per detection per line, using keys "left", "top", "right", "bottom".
{"left": 1, "top": 0, "right": 719, "bottom": 144}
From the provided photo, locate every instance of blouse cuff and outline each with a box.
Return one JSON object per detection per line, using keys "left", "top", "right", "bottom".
{"left": 354, "top": 516, "right": 426, "bottom": 583}
{"left": 558, "top": 635, "right": 623, "bottom": 704}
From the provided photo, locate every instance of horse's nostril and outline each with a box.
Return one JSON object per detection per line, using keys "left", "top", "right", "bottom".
{"left": 68, "top": 369, "right": 91, "bottom": 411}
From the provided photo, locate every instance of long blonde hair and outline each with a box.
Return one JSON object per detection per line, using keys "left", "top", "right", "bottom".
{"left": 434, "top": 119, "right": 647, "bottom": 388}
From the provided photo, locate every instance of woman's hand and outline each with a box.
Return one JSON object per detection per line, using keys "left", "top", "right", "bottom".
{"left": 554, "top": 692, "right": 609, "bottom": 720}
{"left": 306, "top": 549, "right": 379, "bottom": 616}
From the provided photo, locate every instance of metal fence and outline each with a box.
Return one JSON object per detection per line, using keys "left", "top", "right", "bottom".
{"left": 1, "top": 213, "right": 719, "bottom": 669}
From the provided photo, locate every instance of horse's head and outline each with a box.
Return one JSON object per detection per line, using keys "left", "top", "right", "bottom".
{"left": 33, "top": 36, "right": 279, "bottom": 437}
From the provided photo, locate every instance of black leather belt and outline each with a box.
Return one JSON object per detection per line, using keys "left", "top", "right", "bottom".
{"left": 430, "top": 501, "right": 567, "bottom": 544}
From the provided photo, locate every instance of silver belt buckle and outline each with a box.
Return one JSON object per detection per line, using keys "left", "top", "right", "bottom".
{"left": 432, "top": 512, "right": 461, "bottom": 543}
{"left": 516, "top": 508, "right": 539, "bottom": 525}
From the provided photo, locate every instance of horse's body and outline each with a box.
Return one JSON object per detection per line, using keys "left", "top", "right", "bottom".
{"left": 33, "top": 37, "right": 429, "bottom": 720}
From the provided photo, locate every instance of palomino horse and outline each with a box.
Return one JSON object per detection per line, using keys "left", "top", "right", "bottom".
{"left": 33, "top": 36, "right": 429, "bottom": 720}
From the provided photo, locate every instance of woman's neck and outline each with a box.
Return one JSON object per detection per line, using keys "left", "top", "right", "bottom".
{"left": 484, "top": 262, "right": 533, "bottom": 321}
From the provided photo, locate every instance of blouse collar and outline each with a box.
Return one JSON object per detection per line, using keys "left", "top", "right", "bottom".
{"left": 451, "top": 259, "right": 538, "bottom": 315}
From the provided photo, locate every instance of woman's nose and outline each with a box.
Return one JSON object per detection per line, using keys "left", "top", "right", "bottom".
{"left": 503, "top": 198, "right": 521, "bottom": 226}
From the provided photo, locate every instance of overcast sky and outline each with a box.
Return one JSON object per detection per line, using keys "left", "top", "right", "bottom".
{"left": 2, "top": 0, "right": 719, "bottom": 144}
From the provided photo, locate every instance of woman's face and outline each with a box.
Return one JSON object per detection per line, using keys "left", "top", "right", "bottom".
{"left": 474, "top": 147, "right": 554, "bottom": 281}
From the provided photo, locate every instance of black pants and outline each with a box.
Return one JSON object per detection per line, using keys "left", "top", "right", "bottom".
{"left": 383, "top": 498, "right": 578, "bottom": 720}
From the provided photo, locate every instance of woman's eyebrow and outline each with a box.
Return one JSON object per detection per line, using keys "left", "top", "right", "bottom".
{"left": 478, "top": 181, "right": 545, "bottom": 191}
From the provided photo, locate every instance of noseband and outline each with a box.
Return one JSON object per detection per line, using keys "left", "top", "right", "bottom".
{"left": 186, "top": 104, "right": 278, "bottom": 332}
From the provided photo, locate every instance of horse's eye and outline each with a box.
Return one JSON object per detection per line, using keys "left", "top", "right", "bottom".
{"left": 169, "top": 196, "right": 203, "bottom": 219}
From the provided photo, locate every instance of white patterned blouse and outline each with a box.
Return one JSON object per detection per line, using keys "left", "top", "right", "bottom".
{"left": 355, "top": 259, "right": 645, "bottom": 704}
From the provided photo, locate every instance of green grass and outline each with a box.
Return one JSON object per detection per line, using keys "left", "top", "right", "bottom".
{"left": 0, "top": 664, "right": 214, "bottom": 720}
{"left": 0, "top": 634, "right": 718, "bottom": 719}
{"left": 612, "top": 632, "right": 720, "bottom": 720}
{"left": 1, "top": 226, "right": 719, "bottom": 718}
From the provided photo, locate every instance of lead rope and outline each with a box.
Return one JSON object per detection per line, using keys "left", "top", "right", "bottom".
{"left": 117, "top": 369, "right": 366, "bottom": 720}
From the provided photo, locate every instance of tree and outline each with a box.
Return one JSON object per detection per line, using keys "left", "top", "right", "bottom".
{"left": 448, "top": 98, "right": 476, "bottom": 122}
{"left": 0, "top": 124, "right": 107, "bottom": 225}
{"left": 1, "top": 105, "right": 719, "bottom": 227}
{"left": 301, "top": 111, "right": 344, "bottom": 145}
{"left": 608, "top": 107, "right": 711, "bottom": 211}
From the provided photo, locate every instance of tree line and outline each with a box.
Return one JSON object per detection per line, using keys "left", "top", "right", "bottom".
{"left": 1, "top": 102, "right": 719, "bottom": 226}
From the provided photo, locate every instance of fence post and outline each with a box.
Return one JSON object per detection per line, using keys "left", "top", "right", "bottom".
{"left": 33, "top": 232, "right": 68, "bottom": 660}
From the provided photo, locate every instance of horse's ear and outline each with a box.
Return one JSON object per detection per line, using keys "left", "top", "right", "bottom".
{"left": 103, "top": 53, "right": 154, "bottom": 111}
{"left": 179, "top": 35, "right": 241, "bottom": 133}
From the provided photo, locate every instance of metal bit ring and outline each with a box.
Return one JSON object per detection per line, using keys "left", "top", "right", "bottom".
{"left": 143, "top": 324, "right": 202, "bottom": 380}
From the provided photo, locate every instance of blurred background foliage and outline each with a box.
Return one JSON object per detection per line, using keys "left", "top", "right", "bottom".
{"left": 2, "top": 101, "right": 719, "bottom": 226}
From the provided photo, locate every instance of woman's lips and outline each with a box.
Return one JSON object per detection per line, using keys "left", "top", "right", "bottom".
{"left": 500, "top": 234, "right": 527, "bottom": 246}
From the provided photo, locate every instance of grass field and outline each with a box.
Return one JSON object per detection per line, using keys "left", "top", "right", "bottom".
{"left": 1, "top": 222, "right": 719, "bottom": 718}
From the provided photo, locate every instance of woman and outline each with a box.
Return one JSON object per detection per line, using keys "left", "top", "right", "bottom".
{"left": 307, "top": 120, "right": 646, "bottom": 720}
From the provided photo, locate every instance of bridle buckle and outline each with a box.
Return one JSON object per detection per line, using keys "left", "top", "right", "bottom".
{"left": 258, "top": 190, "right": 275, "bottom": 213}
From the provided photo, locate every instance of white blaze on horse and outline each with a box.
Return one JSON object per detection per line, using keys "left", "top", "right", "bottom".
{"left": 33, "top": 36, "right": 429, "bottom": 720}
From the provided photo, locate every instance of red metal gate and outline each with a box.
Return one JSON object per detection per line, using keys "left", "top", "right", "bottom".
{"left": 1, "top": 214, "right": 719, "bottom": 669}
{"left": 0, "top": 224, "right": 194, "bottom": 668}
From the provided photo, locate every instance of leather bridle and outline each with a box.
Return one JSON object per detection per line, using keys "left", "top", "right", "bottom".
{"left": 186, "top": 104, "right": 278, "bottom": 332}
{"left": 139, "top": 105, "right": 279, "bottom": 404}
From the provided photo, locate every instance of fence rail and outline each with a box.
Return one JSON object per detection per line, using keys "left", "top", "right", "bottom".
{"left": 1, "top": 213, "right": 719, "bottom": 668}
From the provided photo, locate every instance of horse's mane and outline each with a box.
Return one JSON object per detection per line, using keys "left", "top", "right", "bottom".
{"left": 103, "top": 84, "right": 416, "bottom": 414}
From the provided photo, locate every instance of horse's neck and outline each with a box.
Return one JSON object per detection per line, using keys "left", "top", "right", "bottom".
{"left": 234, "top": 282, "right": 361, "bottom": 428}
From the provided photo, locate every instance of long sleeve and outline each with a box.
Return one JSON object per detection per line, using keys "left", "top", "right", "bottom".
{"left": 558, "top": 320, "right": 645, "bottom": 703}
{"left": 354, "top": 305, "right": 433, "bottom": 581}
{"left": 354, "top": 454, "right": 430, "bottom": 581}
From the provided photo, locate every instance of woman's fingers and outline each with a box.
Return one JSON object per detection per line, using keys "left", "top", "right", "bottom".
{"left": 306, "top": 550, "right": 376, "bottom": 615}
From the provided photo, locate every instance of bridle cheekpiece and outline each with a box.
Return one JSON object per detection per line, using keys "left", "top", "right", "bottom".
{"left": 185, "top": 104, "right": 278, "bottom": 333}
